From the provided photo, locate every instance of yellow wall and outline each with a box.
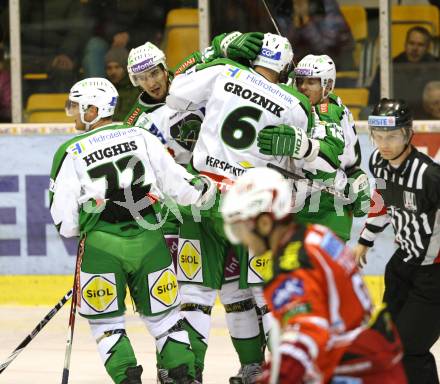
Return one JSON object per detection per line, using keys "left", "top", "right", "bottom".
{"left": 0, "top": 275, "right": 385, "bottom": 308}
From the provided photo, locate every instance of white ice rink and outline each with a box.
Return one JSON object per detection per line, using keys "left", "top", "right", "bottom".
{"left": 0, "top": 304, "right": 439, "bottom": 383}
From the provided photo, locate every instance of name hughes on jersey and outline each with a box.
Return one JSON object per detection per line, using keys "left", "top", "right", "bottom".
{"left": 224, "top": 82, "right": 285, "bottom": 117}
{"left": 83, "top": 141, "right": 138, "bottom": 166}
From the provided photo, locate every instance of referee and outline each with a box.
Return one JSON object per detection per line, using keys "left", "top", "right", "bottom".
{"left": 353, "top": 98, "right": 440, "bottom": 384}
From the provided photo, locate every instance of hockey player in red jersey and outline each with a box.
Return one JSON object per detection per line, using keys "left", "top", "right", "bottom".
{"left": 221, "top": 167, "right": 407, "bottom": 384}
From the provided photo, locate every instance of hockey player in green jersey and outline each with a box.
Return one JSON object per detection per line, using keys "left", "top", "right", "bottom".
{"left": 123, "top": 32, "right": 264, "bottom": 261}
{"left": 49, "top": 78, "right": 217, "bottom": 384}
{"left": 258, "top": 54, "right": 370, "bottom": 241}
{"left": 124, "top": 32, "right": 264, "bottom": 128}
{"left": 166, "top": 33, "right": 349, "bottom": 382}
{"left": 121, "top": 33, "right": 265, "bottom": 383}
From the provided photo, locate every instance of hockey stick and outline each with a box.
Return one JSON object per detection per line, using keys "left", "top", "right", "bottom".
{"left": 61, "top": 236, "right": 86, "bottom": 384}
{"left": 266, "top": 163, "right": 352, "bottom": 203}
{"left": 261, "top": 0, "right": 282, "bottom": 35}
{"left": 0, "top": 289, "right": 73, "bottom": 374}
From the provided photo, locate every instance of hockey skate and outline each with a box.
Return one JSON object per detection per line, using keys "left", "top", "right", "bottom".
{"left": 121, "top": 365, "right": 143, "bottom": 384}
{"left": 229, "top": 363, "right": 262, "bottom": 384}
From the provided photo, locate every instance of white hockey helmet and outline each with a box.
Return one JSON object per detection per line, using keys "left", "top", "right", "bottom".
{"left": 127, "top": 42, "right": 167, "bottom": 86}
{"left": 294, "top": 54, "right": 336, "bottom": 94}
{"left": 252, "top": 33, "right": 294, "bottom": 74}
{"left": 221, "top": 167, "right": 292, "bottom": 244}
{"left": 66, "top": 77, "right": 118, "bottom": 129}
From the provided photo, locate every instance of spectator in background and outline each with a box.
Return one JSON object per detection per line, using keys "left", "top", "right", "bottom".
{"left": 265, "top": 0, "right": 354, "bottom": 70}
{"left": 395, "top": 26, "right": 437, "bottom": 63}
{"left": 369, "top": 26, "right": 438, "bottom": 105}
{"left": 210, "top": 0, "right": 355, "bottom": 70}
{"left": 290, "top": 0, "right": 355, "bottom": 70}
{"left": 20, "top": 0, "right": 91, "bottom": 93}
{"left": 82, "top": 0, "right": 173, "bottom": 78}
{"left": 104, "top": 47, "right": 139, "bottom": 121}
{"left": 422, "top": 81, "right": 440, "bottom": 119}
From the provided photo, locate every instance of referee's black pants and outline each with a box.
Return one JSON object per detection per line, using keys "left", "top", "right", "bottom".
{"left": 383, "top": 253, "right": 440, "bottom": 384}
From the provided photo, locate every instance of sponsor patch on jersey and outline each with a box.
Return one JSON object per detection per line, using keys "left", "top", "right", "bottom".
{"left": 80, "top": 273, "right": 118, "bottom": 314}
{"left": 272, "top": 277, "right": 304, "bottom": 310}
{"left": 68, "top": 142, "right": 86, "bottom": 156}
{"left": 279, "top": 241, "right": 301, "bottom": 271}
{"left": 86, "top": 127, "right": 138, "bottom": 146}
{"left": 249, "top": 252, "right": 272, "bottom": 281}
{"left": 225, "top": 66, "right": 242, "bottom": 79}
{"left": 282, "top": 302, "right": 311, "bottom": 323}
{"left": 126, "top": 107, "right": 141, "bottom": 125}
{"left": 321, "top": 231, "right": 344, "bottom": 259}
{"left": 150, "top": 268, "right": 179, "bottom": 307}
{"left": 319, "top": 104, "right": 328, "bottom": 113}
{"left": 404, "top": 191, "right": 417, "bottom": 211}
{"left": 178, "top": 239, "right": 202, "bottom": 281}
{"left": 224, "top": 249, "right": 240, "bottom": 280}
{"left": 205, "top": 155, "right": 247, "bottom": 177}
{"left": 368, "top": 115, "right": 396, "bottom": 127}
{"left": 174, "top": 57, "right": 196, "bottom": 76}
{"left": 238, "top": 161, "right": 254, "bottom": 169}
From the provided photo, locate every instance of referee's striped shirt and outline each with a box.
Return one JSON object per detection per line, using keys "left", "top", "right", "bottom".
{"left": 359, "top": 147, "right": 440, "bottom": 265}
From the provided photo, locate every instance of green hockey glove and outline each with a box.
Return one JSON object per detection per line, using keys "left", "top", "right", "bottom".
{"left": 222, "top": 32, "right": 264, "bottom": 61}
{"left": 345, "top": 168, "right": 370, "bottom": 217}
{"left": 257, "top": 124, "right": 311, "bottom": 159}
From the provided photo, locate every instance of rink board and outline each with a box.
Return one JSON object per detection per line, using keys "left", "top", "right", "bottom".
{"left": 0, "top": 124, "right": 438, "bottom": 307}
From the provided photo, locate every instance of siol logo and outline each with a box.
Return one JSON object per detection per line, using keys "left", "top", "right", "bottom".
{"left": 81, "top": 275, "right": 117, "bottom": 313}
{"left": 260, "top": 48, "right": 281, "bottom": 61}
{"left": 249, "top": 252, "right": 272, "bottom": 281}
{"left": 178, "top": 240, "right": 202, "bottom": 280}
{"left": 151, "top": 269, "right": 178, "bottom": 307}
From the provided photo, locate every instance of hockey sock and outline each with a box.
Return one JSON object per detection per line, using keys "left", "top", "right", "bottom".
{"left": 224, "top": 299, "right": 264, "bottom": 365}
{"left": 155, "top": 320, "right": 195, "bottom": 379}
{"left": 181, "top": 303, "right": 213, "bottom": 373}
{"left": 89, "top": 317, "right": 137, "bottom": 384}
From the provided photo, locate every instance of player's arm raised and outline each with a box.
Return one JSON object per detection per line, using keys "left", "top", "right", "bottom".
{"left": 143, "top": 131, "right": 216, "bottom": 208}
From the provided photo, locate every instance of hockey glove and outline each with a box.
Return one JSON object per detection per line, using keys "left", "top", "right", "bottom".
{"left": 258, "top": 124, "right": 311, "bottom": 159}
{"left": 257, "top": 354, "right": 306, "bottom": 384}
{"left": 221, "top": 32, "right": 264, "bottom": 61}
{"left": 345, "top": 168, "right": 370, "bottom": 217}
{"left": 191, "top": 175, "right": 217, "bottom": 210}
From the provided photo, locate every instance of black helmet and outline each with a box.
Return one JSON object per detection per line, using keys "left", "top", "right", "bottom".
{"left": 368, "top": 98, "right": 413, "bottom": 131}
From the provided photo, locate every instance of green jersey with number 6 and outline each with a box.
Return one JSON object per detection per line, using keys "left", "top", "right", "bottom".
{"left": 168, "top": 59, "right": 312, "bottom": 186}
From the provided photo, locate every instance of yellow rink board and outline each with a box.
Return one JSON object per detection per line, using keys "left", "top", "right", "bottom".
{"left": 0, "top": 275, "right": 385, "bottom": 308}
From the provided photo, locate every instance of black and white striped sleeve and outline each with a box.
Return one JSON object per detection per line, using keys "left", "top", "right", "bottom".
{"left": 358, "top": 189, "right": 391, "bottom": 247}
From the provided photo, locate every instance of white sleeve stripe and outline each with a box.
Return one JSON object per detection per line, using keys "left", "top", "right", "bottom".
{"left": 416, "top": 163, "right": 428, "bottom": 189}
{"left": 407, "top": 158, "right": 419, "bottom": 188}
{"left": 279, "top": 344, "right": 312, "bottom": 372}
{"left": 297, "top": 315, "right": 329, "bottom": 330}
{"left": 281, "top": 331, "right": 319, "bottom": 359}
{"left": 360, "top": 228, "right": 377, "bottom": 242}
